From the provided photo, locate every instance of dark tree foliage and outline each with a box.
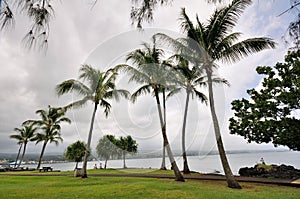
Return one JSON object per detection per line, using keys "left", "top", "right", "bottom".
{"left": 65, "top": 141, "right": 86, "bottom": 169}
{"left": 116, "top": 135, "right": 138, "bottom": 168}
{"left": 229, "top": 50, "right": 300, "bottom": 151}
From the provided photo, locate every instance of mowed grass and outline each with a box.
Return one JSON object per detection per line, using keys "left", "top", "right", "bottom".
{"left": 0, "top": 174, "right": 299, "bottom": 199}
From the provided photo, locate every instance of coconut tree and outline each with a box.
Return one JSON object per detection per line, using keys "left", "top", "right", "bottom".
{"left": 96, "top": 135, "right": 119, "bottom": 169}
{"left": 168, "top": 56, "right": 208, "bottom": 174}
{"left": 65, "top": 141, "right": 86, "bottom": 170}
{"left": 123, "top": 38, "right": 184, "bottom": 181}
{"left": 56, "top": 64, "right": 129, "bottom": 178}
{"left": 9, "top": 136, "right": 23, "bottom": 168}
{"left": 175, "top": 0, "right": 276, "bottom": 188}
{"left": 168, "top": 55, "right": 228, "bottom": 174}
{"left": 24, "top": 106, "right": 71, "bottom": 169}
{"left": 10, "top": 123, "right": 38, "bottom": 167}
{"left": 116, "top": 135, "right": 138, "bottom": 169}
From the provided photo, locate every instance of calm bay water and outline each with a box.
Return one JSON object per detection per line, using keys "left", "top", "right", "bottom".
{"left": 31, "top": 150, "right": 300, "bottom": 175}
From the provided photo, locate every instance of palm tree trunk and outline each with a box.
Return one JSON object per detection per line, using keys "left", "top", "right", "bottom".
{"left": 160, "top": 89, "right": 167, "bottom": 170}
{"left": 37, "top": 141, "right": 48, "bottom": 169}
{"left": 206, "top": 69, "right": 241, "bottom": 189}
{"left": 105, "top": 159, "right": 108, "bottom": 169}
{"left": 123, "top": 150, "right": 127, "bottom": 169}
{"left": 15, "top": 143, "right": 22, "bottom": 168}
{"left": 160, "top": 144, "right": 166, "bottom": 170}
{"left": 75, "top": 161, "right": 78, "bottom": 170}
{"left": 182, "top": 90, "right": 191, "bottom": 174}
{"left": 154, "top": 89, "right": 184, "bottom": 181}
{"left": 82, "top": 102, "right": 98, "bottom": 178}
{"left": 18, "top": 142, "right": 28, "bottom": 167}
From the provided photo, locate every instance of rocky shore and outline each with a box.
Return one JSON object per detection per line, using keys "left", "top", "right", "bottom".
{"left": 239, "top": 164, "right": 300, "bottom": 179}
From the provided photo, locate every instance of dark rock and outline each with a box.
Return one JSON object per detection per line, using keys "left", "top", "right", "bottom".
{"left": 239, "top": 164, "right": 300, "bottom": 179}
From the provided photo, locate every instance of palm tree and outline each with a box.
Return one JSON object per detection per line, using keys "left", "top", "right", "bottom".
{"left": 25, "top": 106, "right": 71, "bottom": 169}
{"left": 169, "top": 55, "right": 229, "bottom": 174}
{"left": 10, "top": 123, "right": 38, "bottom": 167}
{"left": 123, "top": 38, "right": 185, "bottom": 181}
{"left": 96, "top": 135, "right": 119, "bottom": 169}
{"left": 56, "top": 64, "right": 129, "bottom": 178}
{"left": 169, "top": 56, "right": 207, "bottom": 174}
{"left": 116, "top": 135, "right": 138, "bottom": 169}
{"left": 65, "top": 141, "right": 86, "bottom": 170}
{"left": 175, "top": 0, "right": 276, "bottom": 188}
{"left": 10, "top": 136, "right": 23, "bottom": 168}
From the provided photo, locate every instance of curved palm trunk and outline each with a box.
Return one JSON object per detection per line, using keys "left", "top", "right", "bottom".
{"left": 206, "top": 69, "right": 241, "bottom": 189}
{"left": 154, "top": 89, "right": 184, "bottom": 182}
{"left": 14, "top": 143, "right": 22, "bottom": 168}
{"left": 82, "top": 102, "right": 98, "bottom": 178}
{"left": 160, "top": 90, "right": 166, "bottom": 170}
{"left": 37, "top": 141, "right": 48, "bottom": 169}
{"left": 18, "top": 142, "right": 28, "bottom": 167}
{"left": 182, "top": 90, "right": 191, "bottom": 174}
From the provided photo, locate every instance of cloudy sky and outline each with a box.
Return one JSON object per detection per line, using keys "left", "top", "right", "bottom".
{"left": 0, "top": 0, "right": 297, "bottom": 157}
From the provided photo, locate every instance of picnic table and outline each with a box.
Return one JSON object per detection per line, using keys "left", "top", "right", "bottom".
{"left": 39, "top": 167, "right": 53, "bottom": 172}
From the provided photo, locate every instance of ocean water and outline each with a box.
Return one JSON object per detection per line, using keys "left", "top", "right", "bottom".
{"left": 33, "top": 150, "right": 300, "bottom": 175}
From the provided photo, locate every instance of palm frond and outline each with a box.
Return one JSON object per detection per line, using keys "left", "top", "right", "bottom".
{"left": 0, "top": 2, "right": 14, "bottom": 30}
{"left": 214, "top": 32, "right": 242, "bottom": 58}
{"left": 56, "top": 79, "right": 91, "bottom": 97}
{"left": 212, "top": 77, "right": 230, "bottom": 86}
{"left": 35, "top": 109, "right": 48, "bottom": 121}
{"left": 207, "top": 0, "right": 252, "bottom": 49}
{"left": 9, "top": 134, "right": 23, "bottom": 140}
{"left": 109, "top": 89, "right": 131, "bottom": 102}
{"left": 131, "top": 84, "right": 151, "bottom": 103}
{"left": 100, "top": 99, "right": 111, "bottom": 117}
{"left": 179, "top": 8, "right": 196, "bottom": 36}
{"left": 220, "top": 37, "right": 276, "bottom": 63}
{"left": 64, "top": 96, "right": 92, "bottom": 110}
{"left": 166, "top": 87, "right": 182, "bottom": 99}
{"left": 194, "top": 90, "right": 208, "bottom": 104}
{"left": 57, "top": 117, "right": 72, "bottom": 124}
{"left": 79, "top": 64, "right": 103, "bottom": 91}
{"left": 124, "top": 65, "right": 151, "bottom": 84}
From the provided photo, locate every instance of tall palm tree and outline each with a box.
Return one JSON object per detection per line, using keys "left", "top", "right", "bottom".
{"left": 158, "top": 59, "right": 179, "bottom": 171}
{"left": 123, "top": 38, "right": 185, "bottom": 181}
{"left": 56, "top": 64, "right": 129, "bottom": 178}
{"left": 116, "top": 135, "right": 138, "bottom": 169}
{"left": 24, "top": 106, "right": 71, "bottom": 169}
{"left": 169, "top": 56, "right": 208, "bottom": 174}
{"left": 10, "top": 137, "right": 23, "bottom": 168}
{"left": 176, "top": 0, "right": 276, "bottom": 188}
{"left": 10, "top": 123, "right": 38, "bottom": 167}
{"left": 96, "top": 135, "right": 119, "bottom": 169}
{"left": 169, "top": 55, "right": 228, "bottom": 174}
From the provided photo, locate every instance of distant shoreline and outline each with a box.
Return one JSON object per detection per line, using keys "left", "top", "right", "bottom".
{"left": 0, "top": 149, "right": 293, "bottom": 165}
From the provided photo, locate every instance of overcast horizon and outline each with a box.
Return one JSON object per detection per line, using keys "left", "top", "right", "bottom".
{"left": 0, "top": 0, "right": 298, "bottom": 158}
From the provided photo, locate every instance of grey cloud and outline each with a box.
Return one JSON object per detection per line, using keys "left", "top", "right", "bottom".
{"left": 0, "top": 1, "right": 292, "bottom": 155}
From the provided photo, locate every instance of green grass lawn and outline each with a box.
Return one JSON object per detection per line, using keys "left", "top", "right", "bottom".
{"left": 0, "top": 172, "right": 299, "bottom": 199}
